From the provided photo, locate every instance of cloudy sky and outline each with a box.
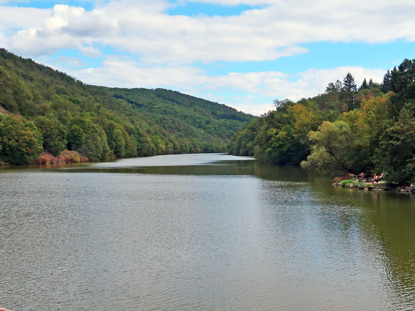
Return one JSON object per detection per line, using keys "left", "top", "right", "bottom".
{"left": 1, "top": 0, "right": 414, "bottom": 115}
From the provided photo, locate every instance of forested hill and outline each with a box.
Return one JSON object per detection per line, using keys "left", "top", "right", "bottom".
{"left": 0, "top": 48, "right": 254, "bottom": 164}
{"left": 229, "top": 60, "right": 415, "bottom": 185}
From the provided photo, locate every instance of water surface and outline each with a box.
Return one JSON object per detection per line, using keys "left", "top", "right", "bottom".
{"left": 1, "top": 154, "right": 415, "bottom": 310}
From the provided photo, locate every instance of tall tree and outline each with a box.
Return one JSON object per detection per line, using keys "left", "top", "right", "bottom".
{"left": 342, "top": 72, "right": 357, "bottom": 110}
{"left": 389, "top": 59, "right": 415, "bottom": 118}
{"left": 369, "top": 79, "right": 374, "bottom": 88}
{"left": 360, "top": 78, "right": 368, "bottom": 90}
{"left": 382, "top": 70, "right": 392, "bottom": 92}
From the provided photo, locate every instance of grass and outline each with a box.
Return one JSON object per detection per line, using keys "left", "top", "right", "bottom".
{"left": 339, "top": 179, "right": 365, "bottom": 188}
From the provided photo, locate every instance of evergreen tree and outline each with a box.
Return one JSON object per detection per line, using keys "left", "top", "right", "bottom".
{"left": 326, "top": 80, "right": 342, "bottom": 93}
{"left": 369, "top": 79, "right": 374, "bottom": 88}
{"left": 343, "top": 73, "right": 357, "bottom": 92}
{"left": 389, "top": 60, "right": 415, "bottom": 118}
{"left": 382, "top": 70, "right": 392, "bottom": 92}
{"left": 360, "top": 78, "right": 368, "bottom": 90}
{"left": 342, "top": 73, "right": 357, "bottom": 110}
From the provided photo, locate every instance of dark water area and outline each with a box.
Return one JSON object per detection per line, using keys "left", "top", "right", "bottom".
{"left": 1, "top": 154, "right": 415, "bottom": 310}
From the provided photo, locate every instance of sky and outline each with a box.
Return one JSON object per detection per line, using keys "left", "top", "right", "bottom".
{"left": 1, "top": 0, "right": 415, "bottom": 115}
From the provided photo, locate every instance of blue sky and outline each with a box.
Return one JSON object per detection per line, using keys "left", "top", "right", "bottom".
{"left": 1, "top": 0, "right": 415, "bottom": 115}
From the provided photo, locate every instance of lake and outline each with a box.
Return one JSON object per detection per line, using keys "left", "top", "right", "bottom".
{"left": 1, "top": 153, "right": 415, "bottom": 310}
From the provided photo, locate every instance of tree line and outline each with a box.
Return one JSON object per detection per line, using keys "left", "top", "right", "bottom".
{"left": 229, "top": 58, "right": 415, "bottom": 185}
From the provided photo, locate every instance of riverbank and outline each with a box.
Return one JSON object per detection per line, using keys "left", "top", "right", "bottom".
{"left": 36, "top": 150, "right": 89, "bottom": 166}
{"left": 332, "top": 177, "right": 415, "bottom": 193}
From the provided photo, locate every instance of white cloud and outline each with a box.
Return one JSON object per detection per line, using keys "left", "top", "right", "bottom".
{"left": 72, "top": 56, "right": 206, "bottom": 88}
{"left": 198, "top": 66, "right": 385, "bottom": 102}
{"left": 104, "top": 0, "right": 172, "bottom": 13}
{"left": 79, "top": 45, "right": 102, "bottom": 57}
{"left": 3, "top": 0, "right": 415, "bottom": 62}
{"left": 184, "top": 0, "right": 274, "bottom": 5}
{"left": 0, "top": 0, "right": 406, "bottom": 115}
{"left": 56, "top": 55, "right": 86, "bottom": 68}
{"left": 58, "top": 6, "right": 119, "bottom": 37}
{"left": 0, "top": 6, "right": 50, "bottom": 32}
{"left": 59, "top": 55, "right": 384, "bottom": 115}
{"left": 5, "top": 4, "right": 118, "bottom": 56}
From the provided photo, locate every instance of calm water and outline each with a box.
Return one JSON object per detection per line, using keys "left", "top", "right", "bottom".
{"left": 1, "top": 154, "right": 415, "bottom": 311}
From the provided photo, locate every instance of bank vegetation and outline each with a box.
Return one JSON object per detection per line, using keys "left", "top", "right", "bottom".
{"left": 229, "top": 60, "right": 415, "bottom": 186}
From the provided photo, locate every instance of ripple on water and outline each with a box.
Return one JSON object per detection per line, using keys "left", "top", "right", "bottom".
{"left": 2, "top": 155, "right": 415, "bottom": 310}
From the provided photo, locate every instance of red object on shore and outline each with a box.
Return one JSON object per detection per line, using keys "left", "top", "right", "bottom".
{"left": 0, "top": 307, "right": 13, "bottom": 311}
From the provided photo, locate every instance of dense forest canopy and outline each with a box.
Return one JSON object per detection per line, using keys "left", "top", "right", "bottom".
{"left": 229, "top": 59, "right": 415, "bottom": 185}
{"left": 0, "top": 48, "right": 253, "bottom": 165}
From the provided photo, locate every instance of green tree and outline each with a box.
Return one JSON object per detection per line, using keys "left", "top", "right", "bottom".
{"left": 228, "top": 118, "right": 260, "bottom": 156}
{"left": 348, "top": 95, "right": 390, "bottom": 173}
{"left": 66, "top": 116, "right": 110, "bottom": 161}
{"left": 376, "top": 108, "right": 415, "bottom": 185}
{"left": 0, "top": 114, "right": 43, "bottom": 164}
{"left": 342, "top": 72, "right": 357, "bottom": 110}
{"left": 127, "top": 134, "right": 138, "bottom": 157}
{"left": 382, "top": 70, "right": 392, "bottom": 92}
{"left": 389, "top": 59, "right": 415, "bottom": 118}
{"left": 35, "top": 116, "right": 66, "bottom": 156}
{"left": 326, "top": 80, "right": 343, "bottom": 93}
{"left": 105, "top": 121, "right": 127, "bottom": 158}
{"left": 360, "top": 78, "right": 368, "bottom": 90}
{"left": 301, "top": 121, "right": 355, "bottom": 172}
{"left": 0, "top": 66, "right": 19, "bottom": 113}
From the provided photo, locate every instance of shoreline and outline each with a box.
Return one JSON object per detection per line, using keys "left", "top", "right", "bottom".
{"left": 332, "top": 180, "right": 415, "bottom": 193}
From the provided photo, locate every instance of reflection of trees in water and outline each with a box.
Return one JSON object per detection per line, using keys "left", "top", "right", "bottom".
{"left": 61, "top": 160, "right": 310, "bottom": 180}
{"left": 359, "top": 196, "right": 415, "bottom": 309}
{"left": 60, "top": 157, "right": 415, "bottom": 308}
{"left": 252, "top": 164, "right": 308, "bottom": 182}
{"left": 36, "top": 157, "right": 415, "bottom": 308}
{"left": 310, "top": 179, "right": 415, "bottom": 308}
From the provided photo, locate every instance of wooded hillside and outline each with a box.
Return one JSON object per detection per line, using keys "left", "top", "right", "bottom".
{"left": 0, "top": 48, "right": 253, "bottom": 164}
{"left": 229, "top": 59, "right": 415, "bottom": 185}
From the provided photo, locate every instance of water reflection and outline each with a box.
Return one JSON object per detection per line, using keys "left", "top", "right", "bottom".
{"left": 59, "top": 158, "right": 309, "bottom": 183}
{"left": 309, "top": 175, "right": 415, "bottom": 309}
{"left": 1, "top": 154, "right": 415, "bottom": 310}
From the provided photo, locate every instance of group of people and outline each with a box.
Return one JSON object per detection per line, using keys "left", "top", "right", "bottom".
{"left": 359, "top": 172, "right": 384, "bottom": 183}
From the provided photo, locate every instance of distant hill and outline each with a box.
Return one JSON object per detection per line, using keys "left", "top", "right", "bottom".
{"left": 0, "top": 48, "right": 254, "bottom": 164}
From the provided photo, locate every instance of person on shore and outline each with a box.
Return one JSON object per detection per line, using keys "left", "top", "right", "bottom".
{"left": 359, "top": 172, "right": 365, "bottom": 182}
